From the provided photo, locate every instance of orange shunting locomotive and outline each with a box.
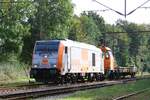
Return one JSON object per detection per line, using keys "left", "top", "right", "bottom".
{"left": 101, "top": 46, "right": 137, "bottom": 79}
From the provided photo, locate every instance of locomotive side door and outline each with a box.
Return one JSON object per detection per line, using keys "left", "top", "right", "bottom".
{"left": 67, "top": 47, "right": 71, "bottom": 72}
{"left": 65, "top": 46, "right": 71, "bottom": 72}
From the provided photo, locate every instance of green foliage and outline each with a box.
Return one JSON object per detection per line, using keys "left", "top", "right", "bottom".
{"left": 104, "top": 23, "right": 129, "bottom": 66}
{"left": 68, "top": 16, "right": 81, "bottom": 41}
{"left": 115, "top": 20, "right": 150, "bottom": 67}
{"left": 20, "top": 0, "right": 73, "bottom": 64}
{"left": 20, "top": 34, "right": 33, "bottom": 64}
{"left": 81, "top": 12, "right": 104, "bottom": 45}
{"left": 79, "top": 15, "right": 101, "bottom": 45}
{"left": 0, "top": 0, "right": 35, "bottom": 61}
{"left": 115, "top": 36, "right": 129, "bottom": 66}
{"left": 83, "top": 11, "right": 106, "bottom": 32}
{"left": 30, "top": 0, "right": 73, "bottom": 40}
{"left": 69, "top": 12, "right": 103, "bottom": 46}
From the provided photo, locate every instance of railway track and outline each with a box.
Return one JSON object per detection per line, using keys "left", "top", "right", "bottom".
{"left": 0, "top": 77, "right": 150, "bottom": 100}
{"left": 0, "top": 78, "right": 138, "bottom": 100}
{"left": 0, "top": 82, "right": 55, "bottom": 95}
{"left": 113, "top": 88, "right": 150, "bottom": 100}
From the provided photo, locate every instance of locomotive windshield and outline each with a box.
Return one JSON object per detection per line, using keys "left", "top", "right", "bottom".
{"left": 34, "top": 41, "right": 59, "bottom": 58}
{"left": 32, "top": 41, "right": 60, "bottom": 69}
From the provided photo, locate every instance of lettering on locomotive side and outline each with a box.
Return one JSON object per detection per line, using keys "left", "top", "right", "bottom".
{"left": 81, "top": 49, "right": 88, "bottom": 61}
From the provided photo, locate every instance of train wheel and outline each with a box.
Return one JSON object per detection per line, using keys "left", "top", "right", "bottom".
{"left": 44, "top": 80, "right": 49, "bottom": 84}
{"left": 131, "top": 73, "right": 135, "bottom": 78}
{"left": 95, "top": 73, "right": 100, "bottom": 81}
{"left": 60, "top": 75, "right": 66, "bottom": 84}
{"left": 71, "top": 74, "right": 77, "bottom": 83}
{"left": 100, "top": 74, "right": 105, "bottom": 81}
{"left": 81, "top": 76, "right": 85, "bottom": 82}
{"left": 88, "top": 73, "right": 93, "bottom": 82}
{"left": 113, "top": 71, "right": 119, "bottom": 80}
{"left": 96, "top": 73, "right": 103, "bottom": 81}
{"left": 65, "top": 74, "right": 71, "bottom": 84}
{"left": 55, "top": 75, "right": 61, "bottom": 84}
{"left": 68, "top": 74, "right": 77, "bottom": 84}
{"left": 35, "top": 78, "right": 40, "bottom": 82}
{"left": 115, "top": 72, "right": 120, "bottom": 80}
{"left": 91, "top": 73, "right": 97, "bottom": 81}
{"left": 108, "top": 71, "right": 112, "bottom": 80}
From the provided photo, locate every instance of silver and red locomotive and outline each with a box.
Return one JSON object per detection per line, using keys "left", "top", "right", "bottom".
{"left": 30, "top": 39, "right": 137, "bottom": 83}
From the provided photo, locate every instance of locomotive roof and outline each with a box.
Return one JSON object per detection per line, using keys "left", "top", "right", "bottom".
{"left": 36, "top": 40, "right": 60, "bottom": 43}
{"left": 62, "top": 39, "right": 101, "bottom": 52}
{"left": 105, "top": 47, "right": 111, "bottom": 51}
{"left": 36, "top": 39, "right": 101, "bottom": 52}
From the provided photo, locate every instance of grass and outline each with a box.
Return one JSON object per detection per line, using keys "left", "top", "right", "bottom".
{"left": 124, "top": 89, "right": 150, "bottom": 100}
{"left": 0, "top": 62, "right": 30, "bottom": 86}
{"left": 62, "top": 79, "right": 150, "bottom": 100}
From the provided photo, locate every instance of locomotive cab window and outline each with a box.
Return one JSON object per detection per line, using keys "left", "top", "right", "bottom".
{"left": 34, "top": 42, "right": 59, "bottom": 57}
{"left": 92, "top": 53, "right": 95, "bottom": 66}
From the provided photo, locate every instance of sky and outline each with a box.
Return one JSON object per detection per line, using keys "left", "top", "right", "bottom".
{"left": 72, "top": 0, "right": 150, "bottom": 24}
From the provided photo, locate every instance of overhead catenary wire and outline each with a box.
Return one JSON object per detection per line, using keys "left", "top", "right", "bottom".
{"left": 92, "top": 0, "right": 150, "bottom": 17}
{"left": 140, "top": 6, "right": 150, "bottom": 9}
{"left": 102, "top": 30, "right": 150, "bottom": 34}
{"left": 92, "top": 0, "right": 124, "bottom": 16}
{"left": 127, "top": 0, "right": 150, "bottom": 15}
{"left": 84, "top": 9, "right": 110, "bottom": 13}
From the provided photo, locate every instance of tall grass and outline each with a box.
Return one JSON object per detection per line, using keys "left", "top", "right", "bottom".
{"left": 0, "top": 62, "right": 29, "bottom": 82}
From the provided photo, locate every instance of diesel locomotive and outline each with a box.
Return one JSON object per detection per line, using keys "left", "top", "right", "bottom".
{"left": 30, "top": 39, "right": 137, "bottom": 83}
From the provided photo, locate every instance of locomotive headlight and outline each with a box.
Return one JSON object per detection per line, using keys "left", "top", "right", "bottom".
{"left": 44, "top": 55, "right": 48, "bottom": 58}
{"left": 33, "top": 64, "right": 38, "bottom": 68}
{"left": 53, "top": 64, "right": 56, "bottom": 67}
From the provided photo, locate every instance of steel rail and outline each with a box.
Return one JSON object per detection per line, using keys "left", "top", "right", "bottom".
{"left": 0, "top": 78, "right": 136, "bottom": 100}
{"left": 0, "top": 77, "right": 149, "bottom": 100}
{"left": 112, "top": 88, "right": 150, "bottom": 100}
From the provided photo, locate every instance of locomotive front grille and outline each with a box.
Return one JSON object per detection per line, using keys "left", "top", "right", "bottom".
{"left": 30, "top": 68, "right": 57, "bottom": 82}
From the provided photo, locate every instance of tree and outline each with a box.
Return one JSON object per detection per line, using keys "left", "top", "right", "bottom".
{"left": 116, "top": 19, "right": 150, "bottom": 70}
{"left": 105, "top": 23, "right": 129, "bottom": 66}
{"left": 68, "top": 14, "right": 102, "bottom": 45}
{"left": 21, "top": 0, "right": 73, "bottom": 63}
{"left": 0, "top": 0, "right": 35, "bottom": 61}
{"left": 82, "top": 11, "right": 105, "bottom": 45}
{"left": 68, "top": 15, "right": 81, "bottom": 41}
{"left": 30, "top": 0, "right": 73, "bottom": 40}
